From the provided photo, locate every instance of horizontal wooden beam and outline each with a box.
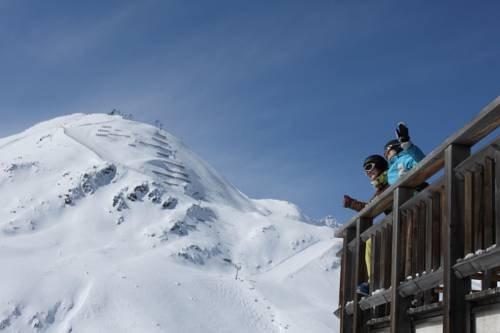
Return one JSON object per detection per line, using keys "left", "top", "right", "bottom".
{"left": 366, "top": 315, "right": 390, "bottom": 327}
{"left": 465, "top": 287, "right": 500, "bottom": 302}
{"left": 407, "top": 302, "right": 443, "bottom": 317}
{"left": 453, "top": 246, "right": 500, "bottom": 279}
{"left": 358, "top": 289, "right": 392, "bottom": 310}
{"left": 398, "top": 268, "right": 443, "bottom": 297}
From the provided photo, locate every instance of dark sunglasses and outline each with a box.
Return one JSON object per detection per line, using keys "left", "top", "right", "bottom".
{"left": 364, "top": 162, "right": 376, "bottom": 172}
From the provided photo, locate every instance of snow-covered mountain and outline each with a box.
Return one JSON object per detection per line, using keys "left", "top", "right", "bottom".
{"left": 0, "top": 113, "right": 341, "bottom": 333}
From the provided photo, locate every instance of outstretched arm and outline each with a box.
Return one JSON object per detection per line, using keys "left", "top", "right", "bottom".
{"left": 343, "top": 195, "right": 367, "bottom": 212}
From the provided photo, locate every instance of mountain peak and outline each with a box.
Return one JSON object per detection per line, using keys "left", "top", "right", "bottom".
{"left": 0, "top": 113, "right": 341, "bottom": 332}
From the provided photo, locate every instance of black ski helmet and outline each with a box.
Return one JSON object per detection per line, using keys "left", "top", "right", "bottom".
{"left": 363, "top": 154, "right": 388, "bottom": 172}
{"left": 384, "top": 139, "right": 402, "bottom": 155}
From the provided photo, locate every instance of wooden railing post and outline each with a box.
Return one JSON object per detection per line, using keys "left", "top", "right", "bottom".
{"left": 353, "top": 217, "right": 373, "bottom": 332}
{"left": 340, "top": 227, "right": 356, "bottom": 333}
{"left": 443, "top": 144, "right": 470, "bottom": 333}
{"left": 390, "top": 187, "right": 413, "bottom": 333}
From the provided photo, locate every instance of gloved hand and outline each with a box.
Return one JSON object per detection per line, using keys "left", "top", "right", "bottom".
{"left": 396, "top": 122, "right": 410, "bottom": 143}
{"left": 343, "top": 195, "right": 354, "bottom": 208}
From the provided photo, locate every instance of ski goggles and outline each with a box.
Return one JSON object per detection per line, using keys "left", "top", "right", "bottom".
{"left": 364, "top": 162, "right": 377, "bottom": 172}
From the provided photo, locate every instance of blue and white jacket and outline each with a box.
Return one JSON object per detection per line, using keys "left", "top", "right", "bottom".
{"left": 388, "top": 142, "right": 425, "bottom": 185}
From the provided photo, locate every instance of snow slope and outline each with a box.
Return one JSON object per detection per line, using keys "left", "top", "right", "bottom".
{"left": 0, "top": 113, "right": 341, "bottom": 333}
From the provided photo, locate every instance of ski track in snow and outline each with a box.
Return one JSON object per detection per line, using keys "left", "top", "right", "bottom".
{"left": 0, "top": 135, "right": 26, "bottom": 150}
{"left": 62, "top": 127, "right": 105, "bottom": 161}
{"left": 258, "top": 240, "right": 335, "bottom": 281}
{"left": 76, "top": 120, "right": 117, "bottom": 127}
{"left": 208, "top": 279, "right": 277, "bottom": 333}
{"left": 58, "top": 282, "right": 93, "bottom": 333}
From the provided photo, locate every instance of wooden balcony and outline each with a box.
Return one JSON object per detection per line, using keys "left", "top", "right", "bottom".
{"left": 336, "top": 97, "right": 500, "bottom": 333}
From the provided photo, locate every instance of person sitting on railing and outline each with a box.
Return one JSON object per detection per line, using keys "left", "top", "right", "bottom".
{"left": 385, "top": 123, "right": 426, "bottom": 186}
{"left": 343, "top": 154, "right": 390, "bottom": 296}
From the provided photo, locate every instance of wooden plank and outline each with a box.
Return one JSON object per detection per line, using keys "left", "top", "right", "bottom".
{"left": 379, "top": 228, "right": 387, "bottom": 291}
{"left": 453, "top": 97, "right": 500, "bottom": 145}
{"left": 353, "top": 217, "right": 372, "bottom": 333}
{"left": 484, "top": 157, "right": 495, "bottom": 248}
{"left": 407, "top": 301, "right": 443, "bottom": 316}
{"left": 453, "top": 246, "right": 500, "bottom": 278}
{"left": 373, "top": 230, "right": 385, "bottom": 318}
{"left": 474, "top": 164, "right": 484, "bottom": 251}
{"left": 340, "top": 228, "right": 356, "bottom": 333}
{"left": 415, "top": 204, "right": 426, "bottom": 309}
{"left": 370, "top": 235, "right": 376, "bottom": 293}
{"left": 464, "top": 171, "right": 474, "bottom": 255}
{"left": 399, "top": 268, "right": 443, "bottom": 297}
{"left": 367, "top": 315, "right": 390, "bottom": 326}
{"left": 384, "top": 225, "right": 393, "bottom": 289}
{"left": 370, "top": 228, "right": 386, "bottom": 319}
{"left": 424, "top": 199, "right": 433, "bottom": 304}
{"left": 431, "top": 191, "right": 442, "bottom": 271}
{"left": 432, "top": 191, "right": 443, "bottom": 305}
{"left": 418, "top": 203, "right": 427, "bottom": 274}
{"left": 349, "top": 243, "right": 356, "bottom": 308}
{"left": 348, "top": 238, "right": 357, "bottom": 252}
{"left": 483, "top": 269, "right": 495, "bottom": 291}
{"left": 465, "top": 287, "right": 500, "bottom": 302}
{"left": 441, "top": 186, "right": 447, "bottom": 265}
{"left": 335, "top": 97, "right": 500, "bottom": 238}
{"left": 483, "top": 156, "right": 496, "bottom": 290}
{"left": 495, "top": 151, "right": 500, "bottom": 245}
{"left": 338, "top": 239, "right": 345, "bottom": 319}
{"left": 422, "top": 197, "right": 434, "bottom": 304}
{"left": 404, "top": 209, "right": 413, "bottom": 278}
{"left": 390, "top": 187, "right": 413, "bottom": 333}
{"left": 373, "top": 232, "right": 381, "bottom": 292}
{"left": 425, "top": 199, "right": 433, "bottom": 270}
{"left": 443, "top": 144, "right": 471, "bottom": 333}
{"left": 425, "top": 198, "right": 434, "bottom": 271}
{"left": 359, "top": 289, "right": 392, "bottom": 311}
{"left": 412, "top": 207, "right": 419, "bottom": 275}
{"left": 380, "top": 224, "right": 393, "bottom": 291}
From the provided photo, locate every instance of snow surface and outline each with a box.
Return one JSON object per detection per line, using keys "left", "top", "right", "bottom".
{"left": 0, "top": 114, "right": 341, "bottom": 333}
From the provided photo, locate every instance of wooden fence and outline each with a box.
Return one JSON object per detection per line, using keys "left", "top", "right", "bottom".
{"left": 335, "top": 97, "right": 500, "bottom": 332}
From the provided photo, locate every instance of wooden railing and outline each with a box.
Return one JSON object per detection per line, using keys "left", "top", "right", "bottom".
{"left": 336, "top": 97, "right": 500, "bottom": 333}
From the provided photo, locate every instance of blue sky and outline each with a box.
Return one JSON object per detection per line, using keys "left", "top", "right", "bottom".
{"left": 1, "top": 0, "right": 499, "bottom": 223}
